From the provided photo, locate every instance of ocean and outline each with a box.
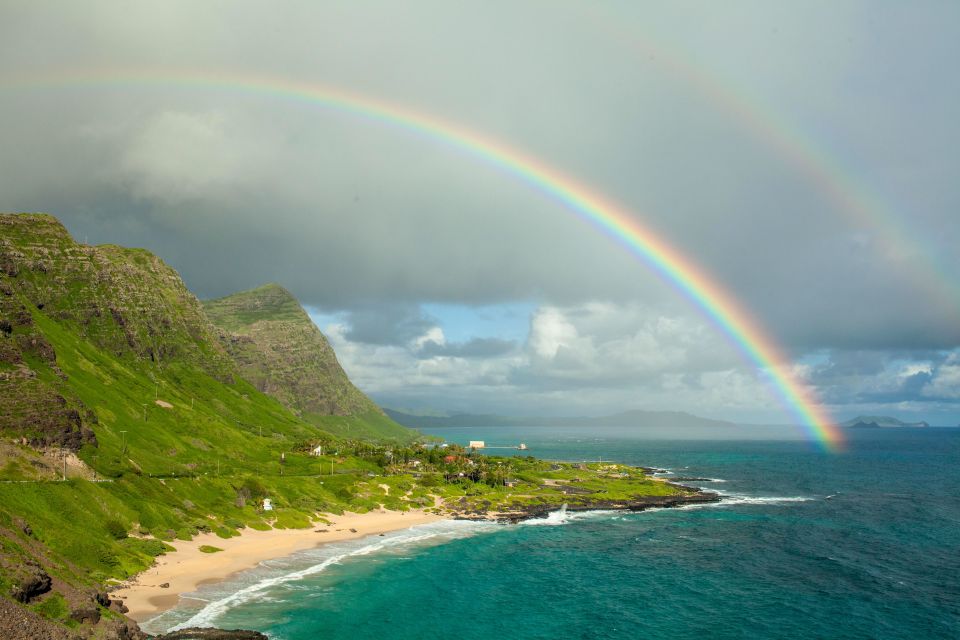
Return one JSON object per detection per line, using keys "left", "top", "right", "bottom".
{"left": 145, "top": 426, "right": 960, "bottom": 639}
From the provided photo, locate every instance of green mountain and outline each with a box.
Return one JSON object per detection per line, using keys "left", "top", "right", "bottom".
{"left": 386, "top": 408, "right": 735, "bottom": 430}
{"left": 203, "top": 284, "right": 414, "bottom": 442}
{"left": 841, "top": 415, "right": 929, "bottom": 428}
{"left": 0, "top": 213, "right": 687, "bottom": 638}
{"left": 0, "top": 213, "right": 421, "bottom": 637}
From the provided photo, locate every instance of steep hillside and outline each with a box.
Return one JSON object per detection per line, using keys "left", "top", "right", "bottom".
{"left": 0, "top": 213, "right": 684, "bottom": 639}
{"left": 0, "top": 214, "right": 322, "bottom": 478}
{"left": 204, "top": 284, "right": 415, "bottom": 442}
{"left": 0, "top": 213, "right": 419, "bottom": 636}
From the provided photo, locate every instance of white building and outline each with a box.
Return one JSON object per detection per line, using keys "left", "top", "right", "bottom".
{"left": 262, "top": 498, "right": 273, "bottom": 511}
{"left": 311, "top": 445, "right": 323, "bottom": 457}
{"left": 468, "top": 440, "right": 485, "bottom": 449}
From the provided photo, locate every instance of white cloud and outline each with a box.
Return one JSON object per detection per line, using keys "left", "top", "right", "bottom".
{"left": 922, "top": 355, "right": 960, "bottom": 399}
{"left": 312, "top": 301, "right": 798, "bottom": 421}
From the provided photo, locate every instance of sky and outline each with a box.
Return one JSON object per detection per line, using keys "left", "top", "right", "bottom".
{"left": 1, "top": 1, "right": 959, "bottom": 424}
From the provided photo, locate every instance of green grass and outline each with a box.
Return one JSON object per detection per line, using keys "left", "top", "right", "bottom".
{"left": 0, "top": 214, "right": 689, "bottom": 612}
{"left": 31, "top": 591, "right": 69, "bottom": 622}
{"left": 304, "top": 411, "right": 418, "bottom": 443}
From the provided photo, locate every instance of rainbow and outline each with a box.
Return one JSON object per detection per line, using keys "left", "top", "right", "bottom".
{"left": 0, "top": 70, "right": 844, "bottom": 450}
{"left": 577, "top": 8, "right": 959, "bottom": 316}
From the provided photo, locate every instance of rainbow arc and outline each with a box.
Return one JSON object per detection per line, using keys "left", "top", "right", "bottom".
{"left": 1, "top": 70, "right": 844, "bottom": 451}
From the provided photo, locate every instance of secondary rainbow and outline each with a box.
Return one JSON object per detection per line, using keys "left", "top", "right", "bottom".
{"left": 578, "top": 9, "right": 959, "bottom": 316}
{"left": 1, "top": 70, "right": 844, "bottom": 451}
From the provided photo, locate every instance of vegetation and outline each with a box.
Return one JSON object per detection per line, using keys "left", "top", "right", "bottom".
{"left": 203, "top": 284, "right": 415, "bottom": 442}
{"left": 0, "top": 213, "right": 690, "bottom": 638}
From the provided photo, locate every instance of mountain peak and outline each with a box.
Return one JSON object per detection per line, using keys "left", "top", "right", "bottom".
{"left": 203, "top": 284, "right": 399, "bottom": 428}
{"left": 203, "top": 283, "right": 307, "bottom": 331}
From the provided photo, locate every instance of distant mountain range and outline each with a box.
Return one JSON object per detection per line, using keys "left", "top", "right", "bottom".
{"left": 385, "top": 408, "right": 736, "bottom": 429}
{"left": 841, "top": 415, "right": 930, "bottom": 429}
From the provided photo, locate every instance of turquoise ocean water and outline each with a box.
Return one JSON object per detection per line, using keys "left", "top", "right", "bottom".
{"left": 146, "top": 426, "right": 960, "bottom": 639}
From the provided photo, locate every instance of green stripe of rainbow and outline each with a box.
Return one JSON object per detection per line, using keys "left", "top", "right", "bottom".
{"left": 1, "top": 70, "right": 844, "bottom": 451}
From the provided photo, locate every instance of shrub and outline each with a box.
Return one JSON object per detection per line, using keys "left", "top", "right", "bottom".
{"left": 96, "top": 547, "right": 119, "bottom": 568}
{"left": 105, "top": 518, "right": 127, "bottom": 540}
{"left": 198, "top": 545, "right": 223, "bottom": 553}
{"left": 123, "top": 538, "right": 172, "bottom": 557}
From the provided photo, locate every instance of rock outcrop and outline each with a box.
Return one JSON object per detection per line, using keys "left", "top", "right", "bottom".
{"left": 152, "top": 628, "right": 269, "bottom": 640}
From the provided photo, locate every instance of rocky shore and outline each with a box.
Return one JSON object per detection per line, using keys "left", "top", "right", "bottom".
{"left": 152, "top": 629, "right": 269, "bottom": 640}
{"left": 459, "top": 486, "right": 722, "bottom": 524}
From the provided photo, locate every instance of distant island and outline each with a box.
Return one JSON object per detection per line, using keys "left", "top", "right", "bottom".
{"left": 841, "top": 415, "right": 930, "bottom": 429}
{"left": 385, "top": 408, "right": 736, "bottom": 430}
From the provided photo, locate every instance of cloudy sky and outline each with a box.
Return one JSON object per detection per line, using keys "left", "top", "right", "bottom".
{"left": 2, "top": 1, "right": 959, "bottom": 424}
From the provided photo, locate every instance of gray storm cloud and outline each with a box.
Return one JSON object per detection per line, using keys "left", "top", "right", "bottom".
{"left": 2, "top": 1, "right": 958, "bottom": 420}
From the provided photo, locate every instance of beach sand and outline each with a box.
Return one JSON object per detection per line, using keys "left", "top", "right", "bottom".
{"left": 115, "top": 509, "right": 444, "bottom": 622}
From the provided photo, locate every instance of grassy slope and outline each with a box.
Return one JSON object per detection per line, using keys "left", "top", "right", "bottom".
{"left": 204, "top": 283, "right": 416, "bottom": 442}
{"left": 0, "top": 214, "right": 420, "bottom": 634}
{"left": 0, "top": 214, "right": 685, "bottom": 636}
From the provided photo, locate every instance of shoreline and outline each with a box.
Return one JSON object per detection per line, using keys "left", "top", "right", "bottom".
{"left": 114, "top": 509, "right": 443, "bottom": 623}
{"left": 464, "top": 489, "right": 722, "bottom": 524}
{"left": 117, "top": 481, "right": 720, "bottom": 627}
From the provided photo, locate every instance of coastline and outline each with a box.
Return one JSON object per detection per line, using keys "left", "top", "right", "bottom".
{"left": 114, "top": 509, "right": 443, "bottom": 623}
{"left": 115, "top": 480, "right": 720, "bottom": 628}
{"left": 471, "top": 490, "right": 722, "bottom": 524}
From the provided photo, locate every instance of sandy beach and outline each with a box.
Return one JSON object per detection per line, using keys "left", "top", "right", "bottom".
{"left": 115, "top": 509, "right": 444, "bottom": 622}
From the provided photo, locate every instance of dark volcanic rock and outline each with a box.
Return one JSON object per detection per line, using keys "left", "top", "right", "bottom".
{"left": 153, "top": 628, "right": 269, "bottom": 640}
{"left": 101, "top": 619, "right": 148, "bottom": 640}
{"left": 69, "top": 604, "right": 101, "bottom": 624}
{"left": 480, "top": 490, "right": 722, "bottom": 524}
{"left": 9, "top": 561, "right": 52, "bottom": 603}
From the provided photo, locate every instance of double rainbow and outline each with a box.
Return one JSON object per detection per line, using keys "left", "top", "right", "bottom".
{"left": 2, "top": 70, "right": 844, "bottom": 451}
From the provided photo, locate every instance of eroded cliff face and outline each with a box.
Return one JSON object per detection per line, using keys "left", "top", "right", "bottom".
{"left": 0, "top": 214, "right": 234, "bottom": 376}
{"left": 203, "top": 283, "right": 383, "bottom": 418}
{"left": 0, "top": 214, "right": 237, "bottom": 452}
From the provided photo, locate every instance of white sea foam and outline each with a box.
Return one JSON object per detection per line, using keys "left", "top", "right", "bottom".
{"left": 160, "top": 519, "right": 494, "bottom": 632}
{"left": 519, "top": 505, "right": 617, "bottom": 526}
{"left": 716, "top": 495, "right": 813, "bottom": 505}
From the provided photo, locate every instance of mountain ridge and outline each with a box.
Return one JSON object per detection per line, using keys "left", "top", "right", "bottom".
{"left": 203, "top": 283, "right": 414, "bottom": 442}
{"left": 0, "top": 212, "right": 423, "bottom": 638}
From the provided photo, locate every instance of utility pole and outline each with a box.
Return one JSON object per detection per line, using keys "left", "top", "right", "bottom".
{"left": 142, "top": 404, "right": 147, "bottom": 421}
{"left": 119, "top": 430, "right": 128, "bottom": 456}
{"left": 61, "top": 447, "right": 66, "bottom": 481}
